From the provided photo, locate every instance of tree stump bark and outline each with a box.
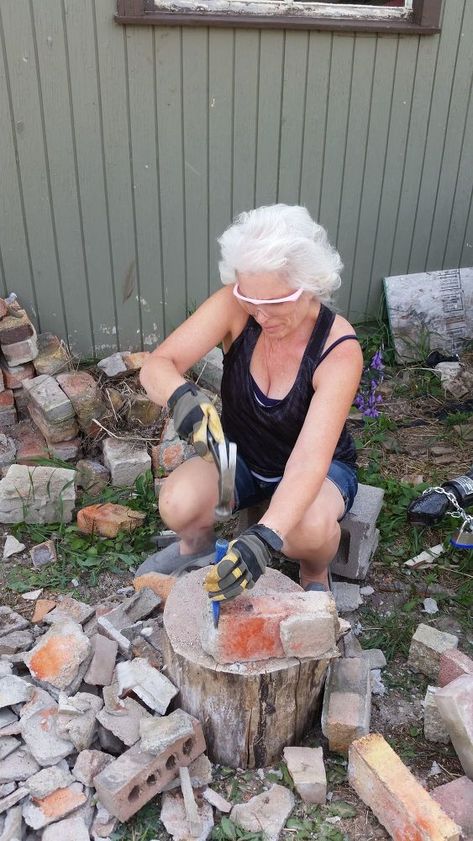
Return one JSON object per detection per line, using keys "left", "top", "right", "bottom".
{"left": 162, "top": 568, "right": 330, "bottom": 769}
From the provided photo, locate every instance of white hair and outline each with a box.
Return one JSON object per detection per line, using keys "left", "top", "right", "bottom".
{"left": 218, "top": 204, "right": 343, "bottom": 304}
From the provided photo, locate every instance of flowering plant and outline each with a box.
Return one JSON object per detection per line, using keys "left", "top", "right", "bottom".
{"left": 354, "top": 348, "right": 384, "bottom": 418}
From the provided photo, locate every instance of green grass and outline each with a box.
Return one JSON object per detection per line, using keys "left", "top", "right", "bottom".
{"left": 111, "top": 802, "right": 167, "bottom": 840}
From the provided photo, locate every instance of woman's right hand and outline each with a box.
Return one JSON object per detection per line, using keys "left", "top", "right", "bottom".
{"left": 168, "top": 382, "right": 224, "bottom": 460}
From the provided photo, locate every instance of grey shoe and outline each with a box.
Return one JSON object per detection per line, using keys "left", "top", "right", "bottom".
{"left": 136, "top": 540, "right": 215, "bottom": 577}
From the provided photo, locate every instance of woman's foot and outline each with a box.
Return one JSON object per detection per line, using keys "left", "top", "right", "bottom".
{"left": 136, "top": 539, "right": 215, "bottom": 577}
{"left": 300, "top": 565, "right": 332, "bottom": 592}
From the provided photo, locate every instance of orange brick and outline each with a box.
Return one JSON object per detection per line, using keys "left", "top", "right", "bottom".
{"left": 32, "top": 599, "right": 57, "bottom": 623}
{"left": 24, "top": 621, "right": 91, "bottom": 690}
{"left": 13, "top": 421, "right": 48, "bottom": 465}
{"left": 76, "top": 503, "right": 146, "bottom": 538}
{"left": 123, "top": 351, "right": 150, "bottom": 371}
{"left": 134, "top": 572, "right": 177, "bottom": 604}
{"left": 30, "top": 785, "right": 87, "bottom": 826}
{"left": 348, "top": 734, "right": 461, "bottom": 841}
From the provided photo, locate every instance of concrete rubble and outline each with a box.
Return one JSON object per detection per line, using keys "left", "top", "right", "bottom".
{"left": 230, "top": 784, "right": 295, "bottom": 841}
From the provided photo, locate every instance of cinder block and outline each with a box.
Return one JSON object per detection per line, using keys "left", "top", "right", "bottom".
{"left": 331, "top": 484, "right": 383, "bottom": 580}
{"left": 93, "top": 716, "right": 205, "bottom": 821}
{"left": 439, "top": 648, "right": 473, "bottom": 687}
{"left": 348, "top": 733, "right": 460, "bottom": 841}
{"left": 321, "top": 658, "right": 371, "bottom": 755}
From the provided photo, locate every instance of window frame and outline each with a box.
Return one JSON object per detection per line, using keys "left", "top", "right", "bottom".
{"left": 115, "top": 0, "right": 442, "bottom": 34}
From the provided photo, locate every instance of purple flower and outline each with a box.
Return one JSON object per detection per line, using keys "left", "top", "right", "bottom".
{"left": 353, "top": 348, "right": 384, "bottom": 418}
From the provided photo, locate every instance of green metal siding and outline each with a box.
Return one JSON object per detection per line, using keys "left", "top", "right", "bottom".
{"left": 0, "top": 0, "right": 471, "bottom": 355}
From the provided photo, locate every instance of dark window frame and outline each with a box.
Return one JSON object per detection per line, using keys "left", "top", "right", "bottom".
{"left": 115, "top": 0, "right": 442, "bottom": 34}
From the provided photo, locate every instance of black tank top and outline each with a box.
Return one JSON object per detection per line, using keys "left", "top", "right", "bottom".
{"left": 220, "top": 304, "right": 357, "bottom": 478}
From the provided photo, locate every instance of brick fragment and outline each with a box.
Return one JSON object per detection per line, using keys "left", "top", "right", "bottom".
{"left": 94, "top": 715, "right": 206, "bottom": 821}
{"left": 0, "top": 747, "right": 40, "bottom": 782}
{"left": 33, "top": 333, "right": 72, "bottom": 376}
{"left": 22, "top": 782, "right": 86, "bottom": 830}
{"left": 230, "top": 784, "right": 295, "bottom": 840}
{"left": 435, "top": 675, "right": 473, "bottom": 779}
{"left": 0, "top": 310, "right": 34, "bottom": 344}
{"left": 139, "top": 709, "right": 195, "bottom": 755}
{"left": 423, "top": 686, "right": 450, "bottom": 744}
{"left": 24, "top": 619, "right": 91, "bottom": 690}
{"left": 102, "top": 436, "right": 152, "bottom": 486}
{"left": 116, "top": 657, "right": 177, "bottom": 714}
{"left": 134, "top": 571, "right": 177, "bottom": 604}
{"left": 26, "top": 765, "right": 74, "bottom": 798}
{"left": 161, "top": 789, "right": 214, "bottom": 840}
{"left": 96, "top": 685, "right": 153, "bottom": 747}
{"left": 44, "top": 595, "right": 95, "bottom": 626}
{"left": 48, "top": 437, "right": 81, "bottom": 461}
{"left": 431, "top": 776, "right": 473, "bottom": 840}
{"left": 123, "top": 351, "right": 151, "bottom": 371}
{"left": 56, "top": 371, "right": 106, "bottom": 431}
{"left": 321, "top": 658, "right": 371, "bottom": 754}
{"left": 12, "top": 420, "right": 48, "bottom": 465}
{"left": 32, "top": 599, "right": 57, "bottom": 623}
{"left": 439, "top": 648, "right": 473, "bottom": 687}
{"left": 348, "top": 733, "right": 460, "bottom": 841}
{"left": 283, "top": 746, "right": 326, "bottom": 804}
{"left": 408, "top": 623, "right": 458, "bottom": 681}
{"left": 77, "top": 502, "right": 145, "bottom": 538}
{"left": 27, "top": 401, "right": 79, "bottom": 443}
{"left": 75, "top": 459, "right": 110, "bottom": 496}
{"left": 72, "top": 748, "right": 113, "bottom": 786}
{"left": 2, "top": 331, "right": 38, "bottom": 365}
{"left": 24, "top": 374, "right": 74, "bottom": 422}
{"left": 30, "top": 540, "right": 57, "bottom": 568}
{"left": 84, "top": 633, "right": 118, "bottom": 686}
{"left": 0, "top": 360, "right": 35, "bottom": 390}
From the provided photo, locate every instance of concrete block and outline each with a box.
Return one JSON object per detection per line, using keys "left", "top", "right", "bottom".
{"left": 22, "top": 782, "right": 86, "bottom": 830}
{"left": 23, "top": 374, "right": 74, "bottom": 422}
{"left": 331, "top": 483, "right": 384, "bottom": 580}
{"left": 435, "top": 675, "right": 473, "bottom": 779}
{"left": 431, "top": 776, "right": 473, "bottom": 840}
{"left": 321, "top": 658, "right": 371, "bottom": 755}
{"left": 102, "top": 437, "right": 151, "bottom": 487}
{"left": 24, "top": 619, "right": 91, "bottom": 691}
{"left": 439, "top": 648, "right": 473, "bottom": 687}
{"left": 84, "top": 634, "right": 118, "bottom": 686}
{"left": 283, "top": 746, "right": 326, "bottom": 805}
{"left": 423, "top": 686, "right": 450, "bottom": 744}
{"left": 0, "top": 464, "right": 76, "bottom": 524}
{"left": 230, "top": 784, "right": 295, "bottom": 841}
{"left": 77, "top": 502, "right": 145, "bottom": 538}
{"left": 116, "top": 657, "right": 177, "bottom": 714}
{"left": 93, "top": 715, "right": 205, "bottom": 821}
{"left": 348, "top": 733, "right": 461, "bottom": 841}
{"left": 408, "top": 623, "right": 459, "bottom": 681}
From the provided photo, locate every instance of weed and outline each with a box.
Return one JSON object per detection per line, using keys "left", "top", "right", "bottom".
{"left": 111, "top": 801, "right": 166, "bottom": 840}
{"left": 211, "top": 817, "right": 263, "bottom": 841}
{"left": 358, "top": 608, "right": 417, "bottom": 662}
{"left": 441, "top": 410, "right": 472, "bottom": 427}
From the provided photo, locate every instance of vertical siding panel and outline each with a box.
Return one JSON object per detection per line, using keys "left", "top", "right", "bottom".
{"left": 64, "top": 0, "right": 118, "bottom": 355}
{"left": 126, "top": 25, "right": 164, "bottom": 349}
{"left": 366, "top": 35, "right": 418, "bottom": 315}
{"left": 408, "top": 1, "right": 466, "bottom": 273}
{"left": 299, "top": 33, "right": 332, "bottom": 223}
{"left": 1, "top": 0, "right": 66, "bottom": 338}
{"left": 0, "top": 13, "right": 35, "bottom": 312}
{"left": 350, "top": 36, "right": 398, "bottom": 319}
{"left": 318, "top": 35, "right": 354, "bottom": 247}
{"left": 336, "top": 35, "right": 377, "bottom": 319}
{"left": 278, "top": 32, "right": 309, "bottom": 204}
{"left": 32, "top": 0, "right": 94, "bottom": 354}
{"left": 444, "top": 83, "right": 473, "bottom": 267}
{"left": 94, "top": 0, "right": 137, "bottom": 352}
{"left": 182, "top": 29, "right": 209, "bottom": 308}
{"left": 255, "top": 31, "right": 284, "bottom": 207}
{"left": 460, "top": 201, "right": 473, "bottom": 266}
{"left": 155, "top": 28, "right": 187, "bottom": 333}
{"left": 233, "top": 30, "right": 259, "bottom": 216}
{"left": 389, "top": 33, "right": 439, "bottom": 275}
{"left": 208, "top": 30, "right": 233, "bottom": 292}
{"left": 428, "top": 1, "right": 473, "bottom": 268}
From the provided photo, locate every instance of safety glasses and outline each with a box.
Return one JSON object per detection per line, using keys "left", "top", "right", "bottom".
{"left": 232, "top": 283, "right": 304, "bottom": 306}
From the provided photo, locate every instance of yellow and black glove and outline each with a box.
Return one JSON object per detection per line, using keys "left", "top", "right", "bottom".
{"left": 168, "top": 382, "right": 224, "bottom": 461}
{"left": 204, "top": 525, "right": 283, "bottom": 602}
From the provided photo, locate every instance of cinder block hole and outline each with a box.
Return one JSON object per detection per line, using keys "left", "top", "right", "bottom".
{"left": 166, "top": 754, "right": 177, "bottom": 770}
{"left": 128, "top": 786, "right": 141, "bottom": 802}
{"left": 146, "top": 773, "right": 158, "bottom": 786}
{"left": 182, "top": 738, "right": 194, "bottom": 755}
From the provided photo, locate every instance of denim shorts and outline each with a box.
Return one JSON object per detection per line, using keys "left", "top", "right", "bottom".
{"left": 233, "top": 456, "right": 358, "bottom": 520}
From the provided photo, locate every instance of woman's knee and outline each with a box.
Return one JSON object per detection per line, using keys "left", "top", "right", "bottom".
{"left": 158, "top": 459, "right": 218, "bottom": 529}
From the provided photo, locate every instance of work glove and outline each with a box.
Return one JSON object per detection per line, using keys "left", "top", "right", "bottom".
{"left": 168, "top": 382, "right": 224, "bottom": 462}
{"left": 204, "top": 525, "right": 283, "bottom": 602}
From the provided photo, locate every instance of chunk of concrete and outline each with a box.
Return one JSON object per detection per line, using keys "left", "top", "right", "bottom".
{"left": 43, "top": 596, "right": 95, "bottom": 626}
{"left": 0, "top": 606, "right": 30, "bottom": 637}
{"left": 361, "top": 649, "right": 387, "bottom": 670}
{"left": 116, "top": 657, "right": 177, "bottom": 714}
{"left": 161, "top": 790, "right": 214, "bottom": 841}
{"left": 283, "top": 746, "right": 327, "bottom": 805}
{"left": 0, "top": 629, "right": 33, "bottom": 656}
{"left": 0, "top": 747, "right": 40, "bottom": 783}
{"left": 423, "top": 686, "right": 450, "bottom": 744}
{"left": 0, "top": 737, "right": 20, "bottom": 761}
{"left": 41, "top": 814, "right": 91, "bottom": 841}
{"left": 72, "top": 749, "right": 113, "bottom": 786}
{"left": 25, "top": 765, "right": 74, "bottom": 798}
{"left": 0, "top": 675, "right": 33, "bottom": 708}
{"left": 24, "top": 619, "right": 91, "bottom": 690}
{"left": 83, "top": 633, "right": 118, "bottom": 686}
{"left": 230, "top": 784, "right": 295, "bottom": 841}
{"left": 21, "top": 705, "right": 75, "bottom": 766}
{"left": 331, "top": 582, "right": 363, "bottom": 613}
{"left": 435, "top": 675, "right": 473, "bottom": 779}
{"left": 96, "top": 685, "right": 153, "bottom": 747}
{"left": 0, "top": 785, "right": 28, "bottom": 814}
{"left": 2, "top": 535, "right": 25, "bottom": 558}
{"left": 321, "top": 658, "right": 371, "bottom": 755}
{"left": 101, "top": 588, "right": 161, "bottom": 630}
{"left": 408, "top": 623, "right": 459, "bottom": 681}
{"left": 55, "top": 691, "right": 103, "bottom": 751}
{"left": 202, "top": 788, "right": 232, "bottom": 813}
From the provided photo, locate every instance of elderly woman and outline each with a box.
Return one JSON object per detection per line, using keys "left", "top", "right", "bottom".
{"left": 138, "top": 204, "right": 363, "bottom": 598}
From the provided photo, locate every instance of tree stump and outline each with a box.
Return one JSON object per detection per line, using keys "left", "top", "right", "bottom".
{"left": 162, "top": 568, "right": 330, "bottom": 769}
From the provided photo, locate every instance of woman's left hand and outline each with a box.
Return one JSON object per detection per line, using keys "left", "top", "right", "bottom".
{"left": 204, "top": 525, "right": 283, "bottom": 602}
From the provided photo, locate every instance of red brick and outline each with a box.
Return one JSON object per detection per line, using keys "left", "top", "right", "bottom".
{"left": 27, "top": 403, "right": 79, "bottom": 444}
{"left": 56, "top": 371, "right": 105, "bottom": 430}
{"left": 123, "top": 351, "right": 150, "bottom": 371}
{"left": 24, "top": 784, "right": 87, "bottom": 828}
{"left": 32, "top": 599, "right": 57, "bottom": 623}
{"left": 0, "top": 389, "right": 14, "bottom": 409}
{"left": 77, "top": 502, "right": 145, "bottom": 538}
{"left": 431, "top": 776, "right": 473, "bottom": 839}
{"left": 0, "top": 311, "right": 34, "bottom": 345}
{"left": 93, "top": 715, "right": 205, "bottom": 821}
{"left": 13, "top": 421, "right": 48, "bottom": 465}
{"left": 160, "top": 441, "right": 187, "bottom": 474}
{"left": 439, "top": 648, "right": 473, "bottom": 687}
{"left": 348, "top": 734, "right": 460, "bottom": 841}
{"left": 1, "top": 361, "right": 35, "bottom": 390}
{"left": 34, "top": 334, "right": 71, "bottom": 377}
{"left": 134, "top": 572, "right": 177, "bottom": 604}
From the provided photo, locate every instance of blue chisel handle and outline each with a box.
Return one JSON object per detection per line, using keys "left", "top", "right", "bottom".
{"left": 212, "top": 538, "right": 228, "bottom": 627}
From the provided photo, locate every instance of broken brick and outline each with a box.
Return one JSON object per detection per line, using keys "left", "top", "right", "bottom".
{"left": 24, "top": 619, "right": 91, "bottom": 691}
{"left": 93, "top": 714, "right": 205, "bottom": 821}
{"left": 26, "top": 765, "right": 74, "bottom": 798}
{"left": 435, "top": 675, "right": 473, "bottom": 779}
{"left": 408, "top": 623, "right": 458, "bottom": 681}
{"left": 12, "top": 420, "right": 48, "bottom": 465}
{"left": 139, "top": 710, "right": 195, "bottom": 755}
{"left": 32, "top": 599, "right": 57, "bottom": 623}
{"left": 44, "top": 595, "right": 95, "bottom": 626}
{"left": 161, "top": 789, "right": 214, "bottom": 841}
{"left": 83, "top": 633, "right": 118, "bottom": 686}
{"left": 431, "top": 776, "right": 473, "bottom": 840}
{"left": 230, "top": 784, "right": 295, "bottom": 840}
{"left": 134, "top": 571, "right": 177, "bottom": 604}
{"left": 439, "top": 648, "right": 473, "bottom": 687}
{"left": 76, "top": 502, "right": 145, "bottom": 538}
{"left": 123, "top": 351, "right": 151, "bottom": 371}
{"left": 33, "top": 333, "right": 71, "bottom": 376}
{"left": 2, "top": 332, "right": 38, "bottom": 366}
{"left": 30, "top": 540, "right": 57, "bottom": 568}
{"left": 283, "top": 746, "right": 326, "bottom": 805}
{"left": 102, "top": 437, "right": 152, "bottom": 487}
{"left": 22, "top": 782, "right": 87, "bottom": 830}
{"left": 41, "top": 814, "right": 90, "bottom": 841}
{"left": 0, "top": 310, "right": 34, "bottom": 345}
{"left": 321, "top": 658, "right": 371, "bottom": 755}
{"left": 348, "top": 733, "right": 460, "bottom": 841}
{"left": 75, "top": 459, "right": 110, "bottom": 496}
{"left": 0, "top": 360, "right": 35, "bottom": 390}
{"left": 96, "top": 684, "right": 153, "bottom": 747}
{"left": 56, "top": 371, "right": 106, "bottom": 431}
{"left": 27, "top": 401, "right": 79, "bottom": 444}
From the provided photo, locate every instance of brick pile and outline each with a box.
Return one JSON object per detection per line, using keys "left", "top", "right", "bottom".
{"left": 0, "top": 588, "right": 221, "bottom": 839}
